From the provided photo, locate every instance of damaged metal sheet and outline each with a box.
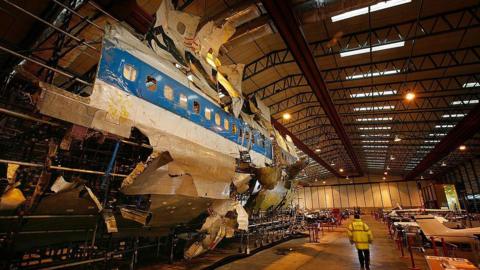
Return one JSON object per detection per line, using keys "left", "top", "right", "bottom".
{"left": 120, "top": 207, "right": 151, "bottom": 225}
{"left": 0, "top": 188, "right": 26, "bottom": 211}
{"left": 255, "top": 166, "right": 282, "bottom": 190}
{"left": 184, "top": 200, "right": 248, "bottom": 259}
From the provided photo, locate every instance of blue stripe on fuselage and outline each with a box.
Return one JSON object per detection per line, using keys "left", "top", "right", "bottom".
{"left": 96, "top": 40, "right": 273, "bottom": 160}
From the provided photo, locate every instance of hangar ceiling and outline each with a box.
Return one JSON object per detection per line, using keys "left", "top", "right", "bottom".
{"left": 0, "top": 0, "right": 479, "bottom": 183}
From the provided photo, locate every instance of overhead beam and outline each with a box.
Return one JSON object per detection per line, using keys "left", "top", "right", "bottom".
{"left": 262, "top": 0, "right": 363, "bottom": 176}
{"left": 405, "top": 103, "right": 480, "bottom": 180}
{"left": 272, "top": 119, "right": 342, "bottom": 178}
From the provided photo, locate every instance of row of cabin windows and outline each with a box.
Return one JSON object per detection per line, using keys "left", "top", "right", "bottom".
{"left": 122, "top": 64, "right": 267, "bottom": 148}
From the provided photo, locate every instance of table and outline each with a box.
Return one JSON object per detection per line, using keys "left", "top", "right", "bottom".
{"left": 425, "top": 256, "right": 479, "bottom": 270}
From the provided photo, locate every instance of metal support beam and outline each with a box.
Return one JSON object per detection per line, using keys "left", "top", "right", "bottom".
{"left": 405, "top": 103, "right": 480, "bottom": 180}
{"left": 262, "top": 0, "right": 363, "bottom": 176}
{"left": 272, "top": 120, "right": 341, "bottom": 178}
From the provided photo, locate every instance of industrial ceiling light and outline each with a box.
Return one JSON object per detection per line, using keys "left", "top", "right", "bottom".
{"left": 429, "top": 170, "right": 434, "bottom": 175}
{"left": 463, "top": 82, "right": 479, "bottom": 88}
{"left": 441, "top": 161, "right": 446, "bottom": 167}
{"left": 405, "top": 92, "right": 415, "bottom": 101}
{"left": 459, "top": 145, "right": 467, "bottom": 151}
{"left": 390, "top": 155, "right": 395, "bottom": 160}
{"left": 394, "top": 135, "right": 401, "bottom": 142}
{"left": 346, "top": 69, "right": 401, "bottom": 80}
{"left": 315, "top": 148, "right": 321, "bottom": 152}
{"left": 350, "top": 90, "right": 397, "bottom": 98}
{"left": 340, "top": 41, "right": 405, "bottom": 57}
{"left": 451, "top": 99, "right": 479, "bottom": 105}
{"left": 282, "top": 113, "right": 291, "bottom": 120}
{"left": 339, "top": 168, "right": 344, "bottom": 172}
{"left": 354, "top": 105, "right": 395, "bottom": 111}
{"left": 346, "top": 176, "right": 349, "bottom": 180}
{"left": 442, "top": 114, "right": 465, "bottom": 118}
{"left": 322, "top": 181, "right": 326, "bottom": 184}
{"left": 420, "top": 176, "right": 424, "bottom": 180}
{"left": 331, "top": 0, "right": 411, "bottom": 22}
{"left": 315, "top": 178, "right": 318, "bottom": 182}
{"left": 382, "top": 176, "right": 386, "bottom": 180}
{"left": 386, "top": 166, "right": 391, "bottom": 170}
{"left": 331, "top": 161, "right": 335, "bottom": 166}
{"left": 384, "top": 171, "right": 388, "bottom": 175}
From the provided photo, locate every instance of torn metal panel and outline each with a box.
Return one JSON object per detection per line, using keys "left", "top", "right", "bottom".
{"left": 232, "top": 173, "right": 251, "bottom": 193}
{"left": 0, "top": 188, "right": 26, "bottom": 210}
{"left": 184, "top": 200, "right": 248, "bottom": 259}
{"left": 120, "top": 207, "right": 151, "bottom": 225}
{"left": 50, "top": 176, "right": 77, "bottom": 193}
{"left": 256, "top": 166, "right": 282, "bottom": 190}
{"left": 194, "top": 21, "right": 235, "bottom": 59}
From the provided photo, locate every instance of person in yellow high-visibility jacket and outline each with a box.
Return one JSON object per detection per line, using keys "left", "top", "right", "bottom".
{"left": 347, "top": 214, "right": 373, "bottom": 269}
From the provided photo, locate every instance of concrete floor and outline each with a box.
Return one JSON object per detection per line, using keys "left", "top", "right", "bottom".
{"left": 218, "top": 215, "right": 429, "bottom": 270}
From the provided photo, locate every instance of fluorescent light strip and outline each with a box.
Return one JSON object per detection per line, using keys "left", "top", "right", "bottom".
{"left": 358, "top": 126, "right": 391, "bottom": 130}
{"left": 451, "top": 99, "right": 479, "bottom": 105}
{"left": 424, "top": 140, "right": 440, "bottom": 143}
{"left": 362, "top": 140, "right": 390, "bottom": 143}
{"left": 463, "top": 82, "right": 479, "bottom": 88}
{"left": 356, "top": 117, "right": 393, "bottom": 122}
{"left": 346, "top": 69, "right": 400, "bottom": 80}
{"left": 363, "top": 149, "right": 387, "bottom": 153}
{"left": 362, "top": 145, "right": 389, "bottom": 148}
{"left": 360, "top": 134, "right": 391, "bottom": 137}
{"left": 331, "top": 0, "right": 412, "bottom": 22}
{"left": 435, "top": 124, "right": 454, "bottom": 128}
{"left": 442, "top": 114, "right": 465, "bottom": 118}
{"left": 420, "top": 145, "right": 435, "bottom": 149}
{"left": 340, "top": 41, "right": 405, "bottom": 57}
{"left": 354, "top": 105, "right": 395, "bottom": 111}
{"left": 351, "top": 90, "right": 397, "bottom": 98}
{"left": 429, "top": 133, "right": 446, "bottom": 137}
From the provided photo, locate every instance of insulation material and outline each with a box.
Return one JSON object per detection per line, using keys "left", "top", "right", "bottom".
{"left": 6, "top": 164, "right": 19, "bottom": 183}
{"left": 155, "top": 0, "right": 200, "bottom": 51}
{"left": 193, "top": 21, "right": 235, "bottom": 59}
{"left": 0, "top": 188, "right": 26, "bottom": 210}
{"left": 50, "top": 176, "right": 76, "bottom": 193}
{"left": 224, "top": 5, "right": 261, "bottom": 27}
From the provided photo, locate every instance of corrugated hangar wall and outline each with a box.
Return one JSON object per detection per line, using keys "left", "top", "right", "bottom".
{"left": 295, "top": 179, "right": 424, "bottom": 210}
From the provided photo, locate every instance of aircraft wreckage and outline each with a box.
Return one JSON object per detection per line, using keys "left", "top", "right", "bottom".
{"left": 0, "top": 0, "right": 307, "bottom": 260}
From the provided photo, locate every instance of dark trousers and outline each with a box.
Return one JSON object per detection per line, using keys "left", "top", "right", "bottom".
{"left": 357, "top": 249, "right": 370, "bottom": 267}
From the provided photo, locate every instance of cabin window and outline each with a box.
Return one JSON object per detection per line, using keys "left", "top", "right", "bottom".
{"left": 215, "top": 113, "right": 221, "bottom": 126}
{"left": 224, "top": 118, "right": 229, "bottom": 130}
{"left": 123, "top": 64, "right": 137, "bottom": 81}
{"left": 164, "top": 85, "right": 173, "bottom": 100}
{"left": 245, "top": 131, "right": 250, "bottom": 142}
{"left": 145, "top": 75, "right": 157, "bottom": 91}
{"left": 252, "top": 133, "right": 256, "bottom": 144}
{"left": 179, "top": 94, "right": 188, "bottom": 108}
{"left": 193, "top": 101, "right": 200, "bottom": 114}
{"left": 232, "top": 123, "right": 237, "bottom": 134}
{"left": 258, "top": 135, "right": 264, "bottom": 148}
{"left": 239, "top": 128, "right": 243, "bottom": 138}
{"left": 205, "top": 108, "right": 212, "bottom": 120}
